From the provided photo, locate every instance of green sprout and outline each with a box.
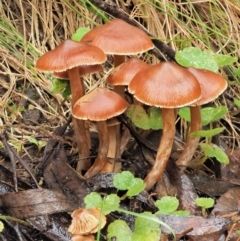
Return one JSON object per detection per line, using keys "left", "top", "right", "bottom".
{"left": 27, "top": 137, "right": 47, "bottom": 152}
{"left": 195, "top": 197, "right": 214, "bottom": 217}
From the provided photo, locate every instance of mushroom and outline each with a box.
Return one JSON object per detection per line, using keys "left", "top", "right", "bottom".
{"left": 81, "top": 18, "right": 154, "bottom": 67}
{"left": 73, "top": 88, "right": 128, "bottom": 178}
{"left": 100, "top": 57, "right": 149, "bottom": 173}
{"left": 128, "top": 62, "right": 202, "bottom": 191}
{"left": 68, "top": 208, "right": 106, "bottom": 235}
{"left": 107, "top": 57, "right": 149, "bottom": 98}
{"left": 35, "top": 40, "right": 106, "bottom": 171}
{"left": 176, "top": 67, "right": 227, "bottom": 167}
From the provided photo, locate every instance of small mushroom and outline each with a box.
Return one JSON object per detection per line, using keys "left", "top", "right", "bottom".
{"left": 68, "top": 208, "right": 106, "bottom": 235}
{"left": 73, "top": 88, "right": 128, "bottom": 178}
{"left": 176, "top": 67, "right": 227, "bottom": 167}
{"left": 81, "top": 18, "right": 154, "bottom": 67}
{"left": 128, "top": 62, "right": 202, "bottom": 191}
{"left": 35, "top": 40, "right": 106, "bottom": 171}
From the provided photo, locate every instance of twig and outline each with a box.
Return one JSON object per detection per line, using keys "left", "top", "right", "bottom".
{"left": 0, "top": 133, "right": 40, "bottom": 189}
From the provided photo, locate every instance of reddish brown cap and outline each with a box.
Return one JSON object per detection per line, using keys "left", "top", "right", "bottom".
{"left": 73, "top": 88, "right": 128, "bottom": 121}
{"left": 68, "top": 208, "right": 106, "bottom": 235}
{"left": 54, "top": 65, "right": 103, "bottom": 79}
{"left": 35, "top": 40, "right": 106, "bottom": 72}
{"left": 107, "top": 57, "right": 149, "bottom": 86}
{"left": 128, "top": 62, "right": 202, "bottom": 108}
{"left": 187, "top": 67, "right": 227, "bottom": 106}
{"left": 81, "top": 19, "right": 154, "bottom": 55}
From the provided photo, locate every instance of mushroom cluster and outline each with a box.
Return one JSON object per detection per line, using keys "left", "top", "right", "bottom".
{"left": 35, "top": 18, "right": 227, "bottom": 192}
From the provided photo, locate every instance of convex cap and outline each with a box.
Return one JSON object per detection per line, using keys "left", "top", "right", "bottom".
{"left": 35, "top": 40, "right": 106, "bottom": 72}
{"left": 73, "top": 88, "right": 128, "bottom": 121}
{"left": 128, "top": 62, "right": 202, "bottom": 108}
{"left": 81, "top": 18, "right": 154, "bottom": 55}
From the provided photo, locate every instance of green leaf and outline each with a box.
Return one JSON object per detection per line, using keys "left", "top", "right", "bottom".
{"left": 132, "top": 212, "right": 161, "bottom": 241}
{"left": 175, "top": 47, "right": 219, "bottom": 72}
{"left": 148, "top": 107, "right": 163, "bottom": 129}
{"left": 235, "top": 68, "right": 240, "bottom": 77}
{"left": 0, "top": 221, "right": 4, "bottom": 232}
{"left": 84, "top": 192, "right": 103, "bottom": 209}
{"left": 179, "top": 106, "right": 228, "bottom": 126}
{"left": 195, "top": 197, "right": 214, "bottom": 209}
{"left": 126, "top": 105, "right": 162, "bottom": 130}
{"left": 155, "top": 196, "right": 179, "bottom": 214}
{"left": 107, "top": 220, "right": 132, "bottom": 241}
{"left": 102, "top": 194, "right": 120, "bottom": 214}
{"left": 50, "top": 78, "right": 68, "bottom": 94}
{"left": 213, "top": 54, "right": 237, "bottom": 67}
{"left": 171, "top": 210, "right": 190, "bottom": 216}
{"left": 72, "top": 27, "right": 90, "bottom": 41}
{"left": 178, "top": 107, "right": 191, "bottom": 122}
{"left": 200, "top": 143, "right": 229, "bottom": 164}
{"left": 113, "top": 171, "right": 135, "bottom": 190}
{"left": 62, "top": 83, "right": 71, "bottom": 98}
{"left": 126, "top": 179, "right": 146, "bottom": 197}
{"left": 190, "top": 127, "right": 225, "bottom": 138}
{"left": 27, "top": 137, "right": 38, "bottom": 146}
{"left": 234, "top": 98, "right": 240, "bottom": 108}
{"left": 201, "top": 106, "right": 228, "bottom": 126}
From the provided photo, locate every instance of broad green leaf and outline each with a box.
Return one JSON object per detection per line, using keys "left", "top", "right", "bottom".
{"left": 195, "top": 197, "right": 214, "bottom": 209}
{"left": 148, "top": 107, "right": 163, "bottom": 129}
{"left": 113, "top": 171, "right": 135, "bottom": 190}
{"left": 107, "top": 220, "right": 132, "bottom": 241}
{"left": 126, "top": 105, "right": 162, "bottom": 130}
{"left": 201, "top": 106, "right": 228, "bottom": 125}
{"left": 190, "top": 127, "right": 225, "bottom": 138}
{"left": 178, "top": 107, "right": 190, "bottom": 122}
{"left": 84, "top": 192, "right": 103, "bottom": 209}
{"left": 175, "top": 47, "right": 218, "bottom": 72}
{"left": 200, "top": 143, "right": 229, "bottom": 164}
{"left": 126, "top": 180, "right": 146, "bottom": 197}
{"left": 234, "top": 98, "right": 240, "bottom": 108}
{"left": 213, "top": 54, "right": 237, "bottom": 67}
{"left": 155, "top": 196, "right": 179, "bottom": 214}
{"left": 102, "top": 194, "right": 120, "bottom": 214}
{"left": 72, "top": 27, "right": 90, "bottom": 41}
{"left": 132, "top": 212, "right": 161, "bottom": 241}
{"left": 50, "top": 78, "right": 68, "bottom": 94}
{"left": 179, "top": 106, "right": 228, "bottom": 126}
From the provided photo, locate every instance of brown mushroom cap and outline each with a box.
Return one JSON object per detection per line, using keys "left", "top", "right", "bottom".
{"left": 68, "top": 208, "right": 106, "bottom": 235}
{"left": 128, "top": 62, "right": 202, "bottom": 108}
{"left": 107, "top": 57, "right": 149, "bottom": 86}
{"left": 35, "top": 40, "right": 106, "bottom": 72}
{"left": 54, "top": 65, "right": 103, "bottom": 79}
{"left": 73, "top": 88, "right": 128, "bottom": 121}
{"left": 187, "top": 67, "right": 228, "bottom": 106}
{"left": 81, "top": 19, "right": 154, "bottom": 55}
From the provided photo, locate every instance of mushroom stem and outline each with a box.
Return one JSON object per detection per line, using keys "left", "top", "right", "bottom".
{"left": 84, "top": 121, "right": 109, "bottom": 178}
{"left": 114, "top": 55, "right": 125, "bottom": 67}
{"left": 176, "top": 106, "right": 201, "bottom": 168}
{"left": 144, "top": 108, "right": 176, "bottom": 191}
{"left": 68, "top": 67, "right": 90, "bottom": 171}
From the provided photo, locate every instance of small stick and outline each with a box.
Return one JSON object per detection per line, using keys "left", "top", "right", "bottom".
{"left": 0, "top": 133, "right": 40, "bottom": 189}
